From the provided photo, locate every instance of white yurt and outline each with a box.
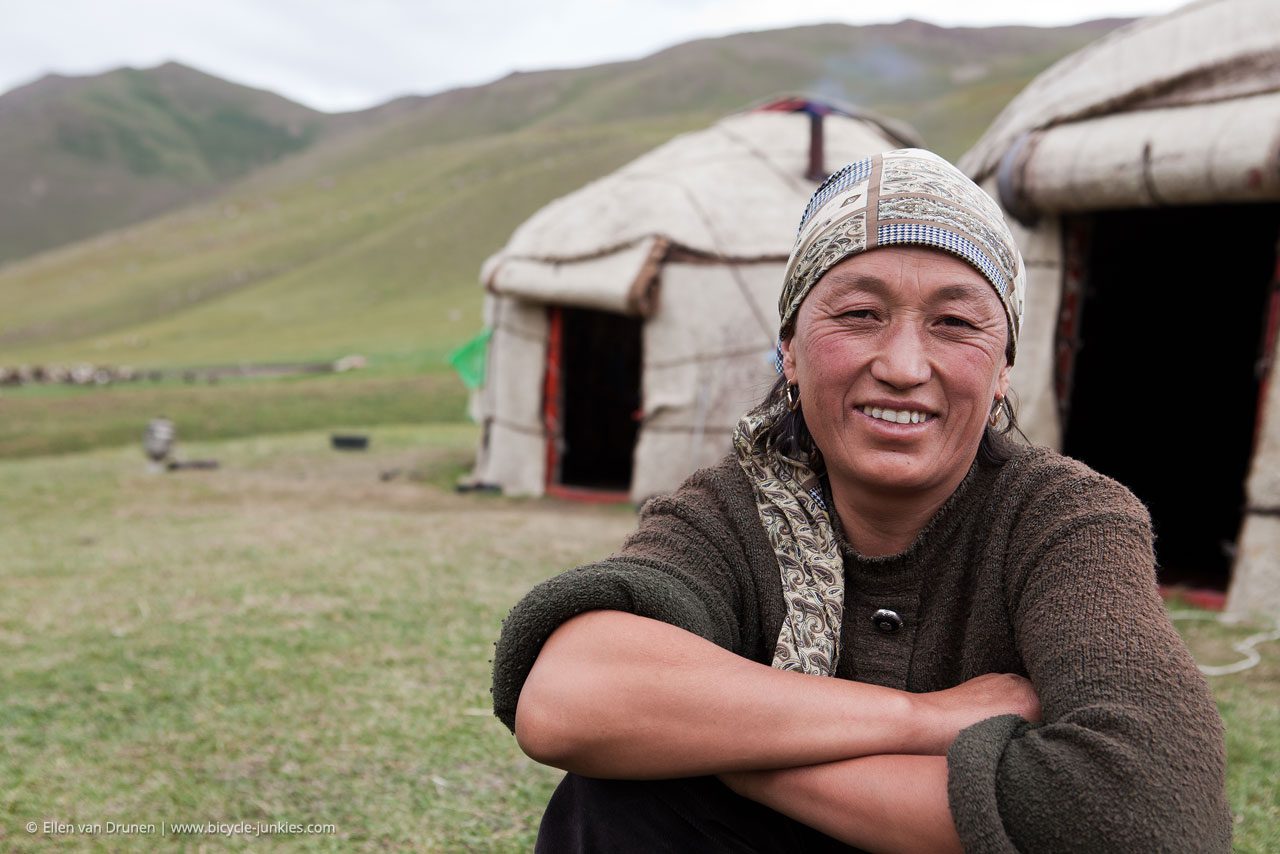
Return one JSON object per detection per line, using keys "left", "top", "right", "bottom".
{"left": 467, "top": 98, "right": 919, "bottom": 502}
{"left": 959, "top": 0, "right": 1280, "bottom": 614}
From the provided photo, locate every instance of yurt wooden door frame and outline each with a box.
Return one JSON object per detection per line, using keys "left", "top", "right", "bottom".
{"left": 542, "top": 305, "right": 643, "bottom": 502}
{"left": 1055, "top": 203, "right": 1280, "bottom": 592}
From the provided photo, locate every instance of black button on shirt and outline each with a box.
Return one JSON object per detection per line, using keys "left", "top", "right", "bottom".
{"left": 872, "top": 609, "right": 903, "bottom": 634}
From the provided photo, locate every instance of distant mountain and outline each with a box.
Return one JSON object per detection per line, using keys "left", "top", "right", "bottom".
{"left": 0, "top": 18, "right": 1129, "bottom": 369}
{"left": 0, "top": 62, "right": 343, "bottom": 263}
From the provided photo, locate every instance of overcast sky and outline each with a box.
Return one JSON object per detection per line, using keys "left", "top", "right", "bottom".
{"left": 6, "top": 0, "right": 1188, "bottom": 112}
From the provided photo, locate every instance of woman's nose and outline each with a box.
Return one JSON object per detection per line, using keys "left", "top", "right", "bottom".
{"left": 870, "top": 322, "right": 931, "bottom": 388}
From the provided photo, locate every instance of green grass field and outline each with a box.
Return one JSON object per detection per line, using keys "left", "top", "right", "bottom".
{"left": 1, "top": 426, "right": 1276, "bottom": 851}
{"left": 0, "top": 424, "right": 637, "bottom": 851}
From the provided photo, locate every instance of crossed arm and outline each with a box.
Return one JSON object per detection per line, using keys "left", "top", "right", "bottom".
{"left": 515, "top": 609, "right": 1040, "bottom": 853}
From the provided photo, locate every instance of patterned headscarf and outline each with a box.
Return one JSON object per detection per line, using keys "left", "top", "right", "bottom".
{"left": 735, "top": 148, "right": 1026, "bottom": 676}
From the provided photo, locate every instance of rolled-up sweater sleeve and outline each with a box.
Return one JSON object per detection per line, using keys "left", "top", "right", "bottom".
{"left": 490, "top": 462, "right": 761, "bottom": 735}
{"left": 946, "top": 472, "right": 1232, "bottom": 852}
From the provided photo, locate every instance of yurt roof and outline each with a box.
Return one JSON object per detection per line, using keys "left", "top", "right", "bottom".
{"left": 960, "top": 0, "right": 1280, "bottom": 217}
{"left": 482, "top": 99, "right": 917, "bottom": 315}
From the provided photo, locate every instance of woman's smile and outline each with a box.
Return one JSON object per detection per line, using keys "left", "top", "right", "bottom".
{"left": 854, "top": 404, "right": 937, "bottom": 434}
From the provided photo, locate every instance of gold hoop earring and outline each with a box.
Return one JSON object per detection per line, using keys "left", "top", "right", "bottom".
{"left": 786, "top": 383, "right": 801, "bottom": 412}
{"left": 989, "top": 395, "right": 1004, "bottom": 428}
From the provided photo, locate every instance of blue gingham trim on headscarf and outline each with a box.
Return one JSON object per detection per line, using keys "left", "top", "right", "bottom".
{"left": 878, "top": 223, "right": 1010, "bottom": 302}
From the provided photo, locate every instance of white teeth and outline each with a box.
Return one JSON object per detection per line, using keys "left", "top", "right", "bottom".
{"left": 860, "top": 406, "right": 932, "bottom": 424}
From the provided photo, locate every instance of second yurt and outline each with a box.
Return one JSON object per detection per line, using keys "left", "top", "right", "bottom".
{"left": 959, "top": 0, "right": 1280, "bottom": 614}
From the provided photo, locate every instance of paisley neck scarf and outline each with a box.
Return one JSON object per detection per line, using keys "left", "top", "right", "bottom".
{"left": 735, "top": 148, "right": 1026, "bottom": 676}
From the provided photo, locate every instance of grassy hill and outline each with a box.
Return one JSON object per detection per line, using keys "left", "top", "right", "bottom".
{"left": 0, "top": 115, "right": 693, "bottom": 457}
{"left": 0, "top": 19, "right": 1129, "bottom": 458}
{"left": 0, "top": 114, "right": 703, "bottom": 369}
{"left": 0, "top": 62, "right": 350, "bottom": 264}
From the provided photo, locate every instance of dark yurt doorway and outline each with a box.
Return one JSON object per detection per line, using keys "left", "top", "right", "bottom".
{"left": 544, "top": 306, "right": 643, "bottom": 498}
{"left": 1059, "top": 204, "right": 1280, "bottom": 589}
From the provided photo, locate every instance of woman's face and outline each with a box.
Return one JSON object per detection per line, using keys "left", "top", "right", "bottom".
{"left": 781, "top": 245, "right": 1010, "bottom": 502}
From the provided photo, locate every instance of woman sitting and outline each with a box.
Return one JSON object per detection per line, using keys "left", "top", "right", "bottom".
{"left": 490, "top": 148, "right": 1230, "bottom": 853}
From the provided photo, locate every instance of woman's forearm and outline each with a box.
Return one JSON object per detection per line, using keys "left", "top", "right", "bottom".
{"left": 722, "top": 755, "right": 962, "bottom": 854}
{"left": 516, "top": 610, "right": 918, "bottom": 777}
{"left": 514, "top": 610, "right": 1035, "bottom": 779}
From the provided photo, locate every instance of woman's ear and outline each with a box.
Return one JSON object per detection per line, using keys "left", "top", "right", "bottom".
{"left": 780, "top": 336, "right": 798, "bottom": 385}
{"left": 996, "top": 360, "right": 1011, "bottom": 400}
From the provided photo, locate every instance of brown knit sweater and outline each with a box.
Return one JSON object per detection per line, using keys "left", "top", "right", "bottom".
{"left": 490, "top": 439, "right": 1231, "bottom": 852}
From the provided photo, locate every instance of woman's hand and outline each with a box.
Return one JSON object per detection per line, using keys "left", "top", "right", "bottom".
{"left": 716, "top": 675, "right": 1040, "bottom": 795}
{"left": 911, "top": 672, "right": 1042, "bottom": 754}
{"left": 718, "top": 673, "right": 1041, "bottom": 802}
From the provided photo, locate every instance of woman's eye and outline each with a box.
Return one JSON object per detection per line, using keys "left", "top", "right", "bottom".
{"left": 841, "top": 309, "right": 877, "bottom": 320}
{"left": 941, "top": 316, "right": 975, "bottom": 329}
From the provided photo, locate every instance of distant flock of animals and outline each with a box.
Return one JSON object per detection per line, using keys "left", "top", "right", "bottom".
{"left": 0, "top": 354, "right": 367, "bottom": 387}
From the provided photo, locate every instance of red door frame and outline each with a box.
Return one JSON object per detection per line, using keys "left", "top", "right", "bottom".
{"left": 542, "top": 306, "right": 631, "bottom": 504}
